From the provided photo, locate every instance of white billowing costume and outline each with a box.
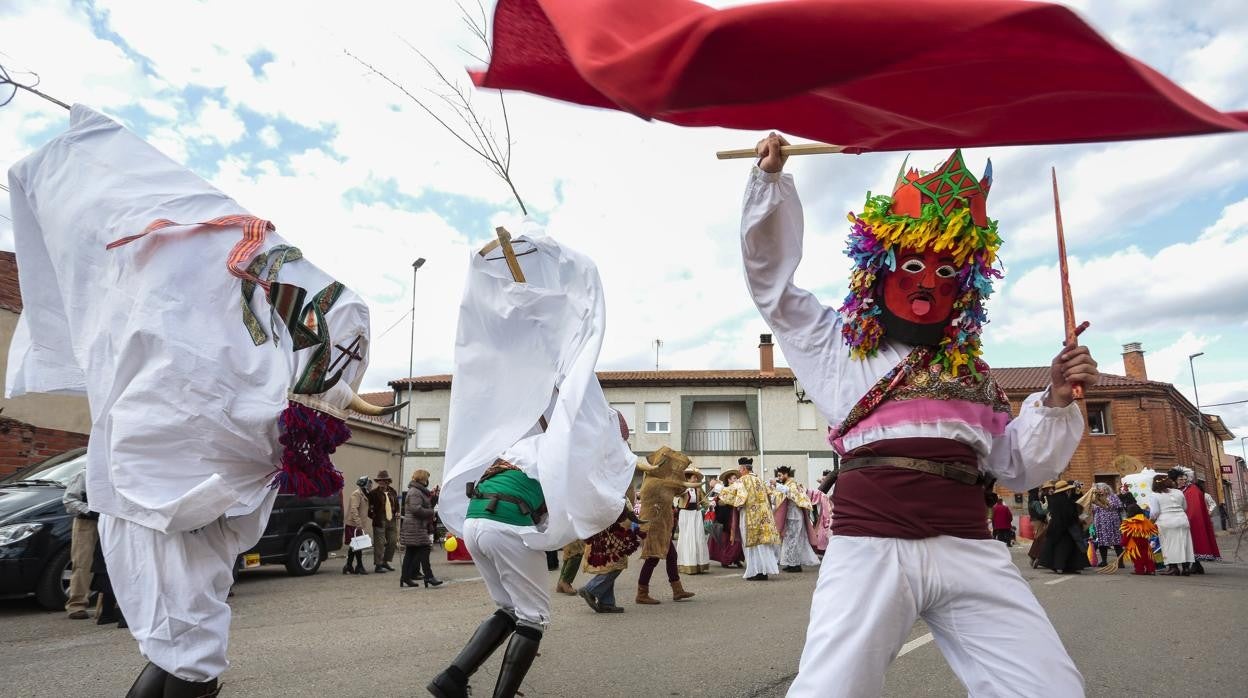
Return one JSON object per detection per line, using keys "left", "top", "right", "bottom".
{"left": 7, "top": 106, "right": 382, "bottom": 686}
{"left": 741, "top": 166, "right": 1087, "bottom": 697}
{"left": 426, "top": 229, "right": 637, "bottom": 697}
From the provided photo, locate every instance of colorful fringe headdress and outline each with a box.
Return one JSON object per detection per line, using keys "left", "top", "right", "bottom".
{"left": 838, "top": 149, "right": 1003, "bottom": 376}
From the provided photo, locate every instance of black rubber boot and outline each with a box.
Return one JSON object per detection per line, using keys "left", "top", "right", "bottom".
{"left": 1192, "top": 560, "right": 1205, "bottom": 574}
{"left": 125, "top": 662, "right": 169, "bottom": 698}
{"left": 427, "top": 610, "right": 517, "bottom": 698}
{"left": 492, "top": 625, "right": 542, "bottom": 698}
{"left": 163, "top": 674, "right": 220, "bottom": 697}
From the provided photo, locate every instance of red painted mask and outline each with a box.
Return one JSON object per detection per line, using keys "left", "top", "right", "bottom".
{"left": 881, "top": 249, "right": 958, "bottom": 325}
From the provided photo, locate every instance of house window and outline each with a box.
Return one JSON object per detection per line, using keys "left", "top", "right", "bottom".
{"left": 610, "top": 402, "right": 637, "bottom": 434}
{"left": 415, "top": 419, "right": 440, "bottom": 449}
{"left": 644, "top": 402, "right": 671, "bottom": 434}
{"left": 798, "top": 402, "right": 818, "bottom": 430}
{"left": 1087, "top": 404, "right": 1111, "bottom": 435}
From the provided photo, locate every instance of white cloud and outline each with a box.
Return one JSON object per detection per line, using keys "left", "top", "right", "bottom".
{"left": 183, "top": 99, "right": 246, "bottom": 146}
{"left": 258, "top": 125, "right": 281, "bottom": 149}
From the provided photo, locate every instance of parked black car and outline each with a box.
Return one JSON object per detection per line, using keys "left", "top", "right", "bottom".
{"left": 1, "top": 449, "right": 343, "bottom": 610}
{"left": 0, "top": 448, "right": 88, "bottom": 611}
{"left": 236, "top": 493, "right": 343, "bottom": 577}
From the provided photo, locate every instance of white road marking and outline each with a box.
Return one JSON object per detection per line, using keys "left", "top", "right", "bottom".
{"left": 897, "top": 633, "right": 934, "bottom": 657}
{"left": 1044, "top": 576, "right": 1073, "bottom": 586}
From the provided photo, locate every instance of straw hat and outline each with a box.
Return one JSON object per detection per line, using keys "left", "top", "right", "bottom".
{"left": 1050, "top": 479, "right": 1076, "bottom": 494}
{"left": 719, "top": 469, "right": 740, "bottom": 483}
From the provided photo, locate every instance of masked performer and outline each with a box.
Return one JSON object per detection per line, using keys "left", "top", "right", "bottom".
{"left": 740, "top": 134, "right": 1097, "bottom": 696}
{"left": 6, "top": 106, "right": 400, "bottom": 697}
{"left": 1117, "top": 493, "right": 1157, "bottom": 576}
{"left": 772, "top": 466, "right": 820, "bottom": 572}
{"left": 428, "top": 228, "right": 638, "bottom": 698}
{"left": 675, "top": 466, "right": 710, "bottom": 575}
{"left": 635, "top": 447, "right": 700, "bottom": 604}
{"left": 718, "top": 460, "right": 781, "bottom": 580}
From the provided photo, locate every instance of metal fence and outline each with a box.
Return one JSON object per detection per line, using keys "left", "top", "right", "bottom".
{"left": 684, "top": 429, "right": 757, "bottom": 452}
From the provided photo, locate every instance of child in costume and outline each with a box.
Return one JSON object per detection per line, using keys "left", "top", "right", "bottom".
{"left": 1118, "top": 493, "right": 1157, "bottom": 576}
{"left": 740, "top": 134, "right": 1098, "bottom": 696}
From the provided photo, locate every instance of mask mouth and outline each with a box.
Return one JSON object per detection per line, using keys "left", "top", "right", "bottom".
{"left": 908, "top": 290, "right": 935, "bottom": 318}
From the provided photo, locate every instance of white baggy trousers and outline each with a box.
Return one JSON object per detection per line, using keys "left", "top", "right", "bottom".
{"left": 788, "top": 535, "right": 1084, "bottom": 698}
{"left": 463, "top": 518, "right": 551, "bottom": 630}
{"left": 99, "top": 490, "right": 276, "bottom": 682}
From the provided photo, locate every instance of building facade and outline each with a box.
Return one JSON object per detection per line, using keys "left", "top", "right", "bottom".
{"left": 388, "top": 339, "right": 1236, "bottom": 514}
{"left": 390, "top": 336, "right": 838, "bottom": 488}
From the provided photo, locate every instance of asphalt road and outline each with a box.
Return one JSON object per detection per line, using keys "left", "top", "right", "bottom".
{"left": 2, "top": 532, "right": 1246, "bottom": 697}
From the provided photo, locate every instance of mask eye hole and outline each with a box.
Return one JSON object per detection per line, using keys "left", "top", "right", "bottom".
{"left": 900, "top": 259, "right": 925, "bottom": 273}
{"left": 935, "top": 265, "right": 958, "bottom": 279}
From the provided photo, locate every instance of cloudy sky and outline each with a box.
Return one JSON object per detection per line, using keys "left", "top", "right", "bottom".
{"left": 1, "top": 0, "right": 1246, "bottom": 453}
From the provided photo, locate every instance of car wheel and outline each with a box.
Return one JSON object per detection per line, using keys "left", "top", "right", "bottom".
{"left": 36, "top": 546, "right": 72, "bottom": 611}
{"left": 285, "top": 531, "right": 323, "bottom": 576}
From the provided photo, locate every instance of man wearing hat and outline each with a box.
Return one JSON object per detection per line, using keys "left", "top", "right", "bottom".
{"left": 367, "top": 470, "right": 400, "bottom": 573}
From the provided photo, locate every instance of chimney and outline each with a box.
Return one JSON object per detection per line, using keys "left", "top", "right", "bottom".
{"left": 1122, "top": 342, "right": 1147, "bottom": 381}
{"left": 759, "top": 333, "right": 775, "bottom": 376}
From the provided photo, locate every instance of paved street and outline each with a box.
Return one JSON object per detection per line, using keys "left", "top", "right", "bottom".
{"left": 3, "top": 532, "right": 1246, "bottom": 697}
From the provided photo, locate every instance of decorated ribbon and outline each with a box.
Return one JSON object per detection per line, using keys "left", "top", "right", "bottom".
{"left": 106, "top": 214, "right": 276, "bottom": 290}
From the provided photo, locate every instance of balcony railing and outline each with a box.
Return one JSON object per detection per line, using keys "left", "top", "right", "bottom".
{"left": 685, "top": 429, "right": 757, "bottom": 452}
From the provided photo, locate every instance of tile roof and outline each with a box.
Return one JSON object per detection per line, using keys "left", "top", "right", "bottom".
{"left": 391, "top": 369, "right": 796, "bottom": 390}
{"left": 359, "top": 390, "right": 396, "bottom": 406}
{"left": 0, "top": 251, "right": 23, "bottom": 313}
{"left": 992, "top": 367, "right": 1159, "bottom": 392}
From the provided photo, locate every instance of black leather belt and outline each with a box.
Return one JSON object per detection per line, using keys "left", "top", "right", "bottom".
{"left": 839, "top": 456, "right": 983, "bottom": 486}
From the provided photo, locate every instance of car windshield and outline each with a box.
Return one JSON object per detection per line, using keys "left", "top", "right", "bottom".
{"left": 4, "top": 449, "right": 88, "bottom": 486}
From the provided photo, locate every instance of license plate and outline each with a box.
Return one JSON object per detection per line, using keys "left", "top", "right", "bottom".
{"left": 243, "top": 553, "right": 261, "bottom": 569}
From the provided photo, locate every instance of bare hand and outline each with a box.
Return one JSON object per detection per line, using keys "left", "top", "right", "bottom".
{"left": 1047, "top": 323, "right": 1097, "bottom": 407}
{"left": 756, "top": 132, "right": 790, "bottom": 173}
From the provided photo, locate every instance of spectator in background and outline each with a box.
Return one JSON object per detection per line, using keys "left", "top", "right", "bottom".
{"left": 61, "top": 469, "right": 98, "bottom": 620}
{"left": 343, "top": 477, "right": 370, "bottom": 575}
{"left": 990, "top": 495, "right": 1014, "bottom": 546}
{"left": 400, "top": 469, "right": 443, "bottom": 588}
{"left": 1026, "top": 483, "right": 1052, "bottom": 569}
{"left": 368, "top": 470, "right": 400, "bottom": 574}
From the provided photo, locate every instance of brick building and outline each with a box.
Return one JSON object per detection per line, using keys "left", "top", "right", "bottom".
{"left": 996, "top": 342, "right": 1231, "bottom": 506}
{"left": 0, "top": 251, "right": 91, "bottom": 477}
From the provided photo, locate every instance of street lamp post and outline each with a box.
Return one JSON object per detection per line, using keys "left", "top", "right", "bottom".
{"left": 402, "top": 258, "right": 426, "bottom": 482}
{"left": 1188, "top": 352, "right": 1208, "bottom": 476}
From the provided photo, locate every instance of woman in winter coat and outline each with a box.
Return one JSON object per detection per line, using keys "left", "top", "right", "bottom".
{"left": 343, "top": 476, "right": 371, "bottom": 575}
{"left": 400, "top": 470, "right": 443, "bottom": 588}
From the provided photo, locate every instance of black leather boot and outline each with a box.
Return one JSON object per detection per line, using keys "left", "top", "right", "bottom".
{"left": 126, "top": 662, "right": 169, "bottom": 698}
{"left": 163, "top": 674, "right": 220, "bottom": 697}
{"left": 427, "top": 610, "right": 516, "bottom": 698}
{"left": 492, "top": 625, "right": 542, "bottom": 698}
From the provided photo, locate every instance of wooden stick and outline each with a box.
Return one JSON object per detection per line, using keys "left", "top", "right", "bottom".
{"left": 490, "top": 226, "right": 526, "bottom": 283}
{"left": 716, "top": 142, "right": 846, "bottom": 160}
{"left": 1052, "top": 167, "right": 1083, "bottom": 400}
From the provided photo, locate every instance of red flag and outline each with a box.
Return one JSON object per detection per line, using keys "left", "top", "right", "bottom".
{"left": 473, "top": 0, "right": 1248, "bottom": 152}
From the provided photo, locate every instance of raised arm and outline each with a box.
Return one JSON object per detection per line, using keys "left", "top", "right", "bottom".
{"left": 741, "top": 133, "right": 844, "bottom": 409}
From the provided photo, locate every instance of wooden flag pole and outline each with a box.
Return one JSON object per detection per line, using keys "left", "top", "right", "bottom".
{"left": 1052, "top": 167, "right": 1084, "bottom": 400}
{"left": 716, "top": 142, "right": 846, "bottom": 160}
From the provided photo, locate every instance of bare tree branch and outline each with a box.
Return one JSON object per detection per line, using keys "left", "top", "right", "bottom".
{"left": 345, "top": 2, "right": 527, "bottom": 215}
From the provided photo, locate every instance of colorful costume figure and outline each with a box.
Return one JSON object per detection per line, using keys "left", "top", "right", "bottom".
{"left": 740, "top": 146, "right": 1089, "bottom": 696}
{"left": 1119, "top": 495, "right": 1157, "bottom": 576}
{"left": 708, "top": 466, "right": 746, "bottom": 568}
{"left": 578, "top": 481, "right": 642, "bottom": 614}
{"left": 6, "top": 106, "right": 397, "bottom": 696}
{"left": 429, "top": 229, "right": 637, "bottom": 698}
{"left": 718, "top": 462, "right": 781, "bottom": 580}
{"left": 1149, "top": 475, "right": 1194, "bottom": 576}
{"left": 772, "top": 466, "right": 820, "bottom": 571}
{"left": 675, "top": 467, "right": 711, "bottom": 575}
{"left": 635, "top": 447, "right": 700, "bottom": 603}
{"left": 1088, "top": 483, "right": 1124, "bottom": 566}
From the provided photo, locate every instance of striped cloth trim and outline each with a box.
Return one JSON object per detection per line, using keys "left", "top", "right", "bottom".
{"left": 106, "top": 215, "right": 275, "bottom": 289}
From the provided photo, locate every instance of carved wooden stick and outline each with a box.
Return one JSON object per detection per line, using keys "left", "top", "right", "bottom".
{"left": 716, "top": 142, "right": 846, "bottom": 160}
{"left": 1052, "top": 167, "right": 1083, "bottom": 400}
{"left": 478, "top": 226, "right": 526, "bottom": 283}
